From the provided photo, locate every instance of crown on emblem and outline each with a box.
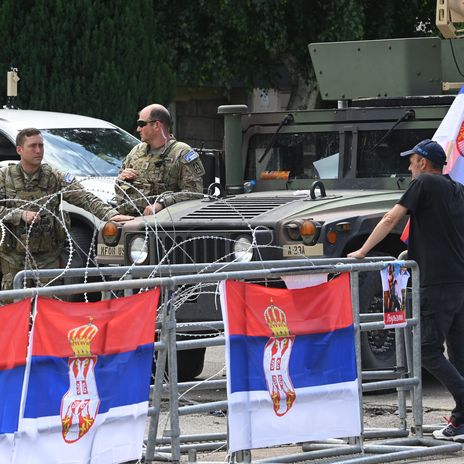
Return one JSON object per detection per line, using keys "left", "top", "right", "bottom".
{"left": 68, "top": 317, "right": 98, "bottom": 357}
{"left": 264, "top": 298, "right": 290, "bottom": 338}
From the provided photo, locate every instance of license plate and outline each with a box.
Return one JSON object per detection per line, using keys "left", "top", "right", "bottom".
{"left": 283, "top": 243, "right": 323, "bottom": 257}
{"left": 97, "top": 244, "right": 124, "bottom": 257}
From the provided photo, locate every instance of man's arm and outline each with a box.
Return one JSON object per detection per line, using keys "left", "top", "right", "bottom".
{"left": 347, "top": 204, "right": 408, "bottom": 259}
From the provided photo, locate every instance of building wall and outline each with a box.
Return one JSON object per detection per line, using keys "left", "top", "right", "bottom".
{"left": 173, "top": 87, "right": 291, "bottom": 150}
{"left": 173, "top": 87, "right": 248, "bottom": 150}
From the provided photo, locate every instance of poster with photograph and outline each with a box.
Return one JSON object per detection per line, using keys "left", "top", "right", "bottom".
{"left": 380, "top": 263, "right": 409, "bottom": 328}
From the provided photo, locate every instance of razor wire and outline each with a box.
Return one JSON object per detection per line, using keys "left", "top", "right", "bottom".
{"left": 3, "top": 175, "right": 325, "bottom": 317}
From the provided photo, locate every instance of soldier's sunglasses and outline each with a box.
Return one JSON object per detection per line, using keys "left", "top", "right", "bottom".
{"left": 136, "top": 119, "right": 159, "bottom": 128}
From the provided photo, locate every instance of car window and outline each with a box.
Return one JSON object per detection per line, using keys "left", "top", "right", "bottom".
{"left": 42, "top": 128, "right": 138, "bottom": 177}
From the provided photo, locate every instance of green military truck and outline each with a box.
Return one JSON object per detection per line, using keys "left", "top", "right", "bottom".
{"left": 96, "top": 36, "right": 462, "bottom": 379}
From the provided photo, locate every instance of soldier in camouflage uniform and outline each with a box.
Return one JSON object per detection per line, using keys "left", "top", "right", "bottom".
{"left": 115, "top": 104, "right": 205, "bottom": 215}
{"left": 0, "top": 128, "right": 133, "bottom": 290}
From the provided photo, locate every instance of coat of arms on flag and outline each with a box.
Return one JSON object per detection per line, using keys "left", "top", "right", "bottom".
{"left": 61, "top": 318, "right": 100, "bottom": 443}
{"left": 220, "top": 273, "right": 361, "bottom": 453}
{"left": 263, "top": 299, "right": 296, "bottom": 416}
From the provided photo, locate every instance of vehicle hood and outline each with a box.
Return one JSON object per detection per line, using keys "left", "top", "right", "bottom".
{"left": 129, "top": 188, "right": 404, "bottom": 229}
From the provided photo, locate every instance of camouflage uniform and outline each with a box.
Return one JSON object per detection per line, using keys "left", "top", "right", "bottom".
{"left": 115, "top": 138, "right": 205, "bottom": 215}
{"left": 0, "top": 163, "right": 119, "bottom": 290}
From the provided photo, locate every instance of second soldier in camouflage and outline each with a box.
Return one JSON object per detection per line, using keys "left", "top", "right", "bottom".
{"left": 115, "top": 103, "right": 205, "bottom": 216}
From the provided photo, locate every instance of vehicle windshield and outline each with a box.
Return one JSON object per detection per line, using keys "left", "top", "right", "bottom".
{"left": 247, "top": 128, "right": 436, "bottom": 181}
{"left": 246, "top": 132, "right": 340, "bottom": 180}
{"left": 42, "top": 128, "right": 138, "bottom": 177}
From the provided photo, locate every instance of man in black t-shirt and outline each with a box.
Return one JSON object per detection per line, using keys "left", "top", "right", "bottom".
{"left": 348, "top": 139, "right": 464, "bottom": 441}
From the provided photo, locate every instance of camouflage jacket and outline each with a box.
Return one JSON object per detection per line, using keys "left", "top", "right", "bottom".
{"left": 115, "top": 138, "right": 205, "bottom": 215}
{"left": 0, "top": 163, "right": 118, "bottom": 258}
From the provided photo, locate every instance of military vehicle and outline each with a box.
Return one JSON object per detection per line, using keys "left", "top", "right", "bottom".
{"left": 96, "top": 7, "right": 464, "bottom": 379}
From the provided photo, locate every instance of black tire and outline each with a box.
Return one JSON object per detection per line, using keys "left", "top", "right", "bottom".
{"left": 176, "top": 348, "right": 206, "bottom": 382}
{"left": 62, "top": 225, "right": 98, "bottom": 301}
{"left": 359, "top": 265, "right": 397, "bottom": 370}
{"left": 153, "top": 347, "right": 206, "bottom": 383}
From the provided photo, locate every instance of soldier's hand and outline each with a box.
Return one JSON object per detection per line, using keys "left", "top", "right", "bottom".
{"left": 109, "top": 214, "right": 134, "bottom": 223}
{"left": 143, "top": 203, "right": 163, "bottom": 216}
{"left": 21, "top": 210, "right": 41, "bottom": 225}
{"left": 118, "top": 168, "right": 138, "bottom": 181}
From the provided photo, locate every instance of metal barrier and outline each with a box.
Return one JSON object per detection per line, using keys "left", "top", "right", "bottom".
{"left": 8, "top": 258, "right": 463, "bottom": 463}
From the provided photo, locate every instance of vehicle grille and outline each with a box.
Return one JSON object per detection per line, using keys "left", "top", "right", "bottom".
{"left": 182, "top": 196, "right": 303, "bottom": 220}
{"left": 152, "top": 231, "right": 235, "bottom": 265}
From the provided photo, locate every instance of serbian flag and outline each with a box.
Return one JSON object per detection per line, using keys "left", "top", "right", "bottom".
{"left": 220, "top": 273, "right": 361, "bottom": 453}
{"left": 434, "top": 86, "right": 464, "bottom": 183}
{"left": 0, "top": 299, "right": 31, "bottom": 463}
{"left": 12, "top": 289, "right": 159, "bottom": 464}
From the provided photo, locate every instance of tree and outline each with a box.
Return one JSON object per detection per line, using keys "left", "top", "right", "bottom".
{"left": 0, "top": 0, "right": 175, "bottom": 131}
{"left": 0, "top": 0, "right": 437, "bottom": 121}
{"left": 157, "top": 0, "right": 436, "bottom": 109}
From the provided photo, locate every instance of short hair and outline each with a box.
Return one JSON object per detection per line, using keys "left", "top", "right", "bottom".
{"left": 16, "top": 128, "right": 42, "bottom": 147}
{"left": 420, "top": 155, "right": 443, "bottom": 172}
{"left": 149, "top": 106, "right": 172, "bottom": 129}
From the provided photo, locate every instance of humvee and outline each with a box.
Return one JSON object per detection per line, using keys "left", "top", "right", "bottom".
{"left": 96, "top": 36, "right": 463, "bottom": 379}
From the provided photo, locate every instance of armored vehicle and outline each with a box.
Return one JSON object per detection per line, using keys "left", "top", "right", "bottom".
{"left": 96, "top": 35, "right": 463, "bottom": 379}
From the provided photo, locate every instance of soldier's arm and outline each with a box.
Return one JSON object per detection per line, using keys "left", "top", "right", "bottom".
{"left": 60, "top": 173, "right": 121, "bottom": 222}
{"left": 159, "top": 149, "right": 205, "bottom": 207}
{"left": 0, "top": 169, "right": 25, "bottom": 225}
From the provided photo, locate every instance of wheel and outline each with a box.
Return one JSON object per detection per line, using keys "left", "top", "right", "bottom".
{"left": 176, "top": 348, "right": 206, "bottom": 381}
{"left": 61, "top": 225, "right": 99, "bottom": 301}
{"left": 65, "top": 225, "right": 93, "bottom": 268}
{"left": 152, "top": 347, "right": 206, "bottom": 383}
{"left": 359, "top": 265, "right": 396, "bottom": 370}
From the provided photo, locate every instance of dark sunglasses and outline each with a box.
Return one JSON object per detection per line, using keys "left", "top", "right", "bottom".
{"left": 136, "top": 119, "right": 158, "bottom": 128}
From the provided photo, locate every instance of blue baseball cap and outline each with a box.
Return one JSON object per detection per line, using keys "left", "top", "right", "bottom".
{"left": 400, "top": 139, "right": 447, "bottom": 166}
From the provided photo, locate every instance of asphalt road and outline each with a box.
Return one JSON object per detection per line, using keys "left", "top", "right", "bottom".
{"left": 154, "top": 347, "right": 464, "bottom": 463}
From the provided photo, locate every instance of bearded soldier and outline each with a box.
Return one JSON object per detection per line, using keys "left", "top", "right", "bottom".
{"left": 115, "top": 103, "right": 205, "bottom": 215}
{"left": 0, "top": 128, "right": 133, "bottom": 290}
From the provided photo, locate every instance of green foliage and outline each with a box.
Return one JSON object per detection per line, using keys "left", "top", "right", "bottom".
{"left": 0, "top": 0, "right": 175, "bottom": 131}
{"left": 157, "top": 0, "right": 436, "bottom": 90}
{"left": 0, "top": 0, "right": 437, "bottom": 120}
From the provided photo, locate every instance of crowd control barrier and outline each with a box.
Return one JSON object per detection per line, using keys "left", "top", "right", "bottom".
{"left": 8, "top": 258, "right": 463, "bottom": 463}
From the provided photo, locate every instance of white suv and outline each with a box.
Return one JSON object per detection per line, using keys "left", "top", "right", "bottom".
{"left": 0, "top": 108, "right": 138, "bottom": 267}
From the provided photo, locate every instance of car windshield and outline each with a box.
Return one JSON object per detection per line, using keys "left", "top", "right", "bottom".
{"left": 41, "top": 128, "right": 138, "bottom": 177}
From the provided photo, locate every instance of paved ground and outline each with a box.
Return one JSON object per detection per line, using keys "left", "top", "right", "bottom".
{"left": 152, "top": 347, "right": 464, "bottom": 463}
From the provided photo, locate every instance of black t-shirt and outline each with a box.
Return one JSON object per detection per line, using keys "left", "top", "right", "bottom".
{"left": 398, "top": 173, "right": 464, "bottom": 287}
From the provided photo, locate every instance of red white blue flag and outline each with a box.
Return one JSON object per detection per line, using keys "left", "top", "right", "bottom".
{"left": 12, "top": 290, "right": 159, "bottom": 464}
{"left": 220, "top": 273, "right": 361, "bottom": 452}
{"left": 435, "top": 86, "right": 464, "bottom": 183}
{"left": 0, "top": 300, "right": 31, "bottom": 463}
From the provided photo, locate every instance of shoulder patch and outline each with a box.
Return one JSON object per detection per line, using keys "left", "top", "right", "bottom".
{"left": 63, "top": 172, "right": 75, "bottom": 183}
{"left": 183, "top": 149, "right": 199, "bottom": 162}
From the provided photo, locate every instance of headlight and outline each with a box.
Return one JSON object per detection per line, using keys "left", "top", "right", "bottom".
{"left": 284, "top": 219, "right": 321, "bottom": 245}
{"left": 101, "top": 221, "right": 121, "bottom": 246}
{"left": 233, "top": 236, "right": 253, "bottom": 262}
{"left": 129, "top": 236, "right": 149, "bottom": 264}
